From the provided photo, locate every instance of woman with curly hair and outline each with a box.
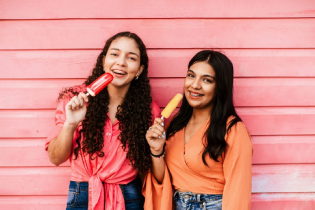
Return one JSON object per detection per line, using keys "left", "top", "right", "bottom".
{"left": 144, "top": 50, "right": 253, "bottom": 210}
{"left": 45, "top": 31, "right": 160, "bottom": 210}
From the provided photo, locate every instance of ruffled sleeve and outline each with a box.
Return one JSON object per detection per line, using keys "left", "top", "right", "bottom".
{"left": 142, "top": 165, "right": 173, "bottom": 210}
{"left": 45, "top": 96, "right": 70, "bottom": 150}
{"left": 142, "top": 101, "right": 173, "bottom": 210}
{"left": 222, "top": 122, "right": 253, "bottom": 210}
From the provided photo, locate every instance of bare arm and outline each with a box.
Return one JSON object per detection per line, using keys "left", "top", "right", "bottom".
{"left": 146, "top": 118, "right": 166, "bottom": 183}
{"left": 48, "top": 92, "right": 88, "bottom": 166}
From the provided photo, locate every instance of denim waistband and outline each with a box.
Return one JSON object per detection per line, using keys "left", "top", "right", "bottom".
{"left": 69, "top": 178, "right": 138, "bottom": 192}
{"left": 174, "top": 190, "right": 222, "bottom": 202}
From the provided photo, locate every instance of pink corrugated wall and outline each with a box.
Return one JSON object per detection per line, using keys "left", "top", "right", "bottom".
{"left": 0, "top": 0, "right": 315, "bottom": 209}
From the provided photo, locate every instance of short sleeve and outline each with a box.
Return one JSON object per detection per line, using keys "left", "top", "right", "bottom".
{"left": 45, "top": 96, "right": 70, "bottom": 151}
{"left": 222, "top": 122, "right": 253, "bottom": 210}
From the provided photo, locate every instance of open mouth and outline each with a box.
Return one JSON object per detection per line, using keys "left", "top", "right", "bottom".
{"left": 112, "top": 69, "right": 127, "bottom": 75}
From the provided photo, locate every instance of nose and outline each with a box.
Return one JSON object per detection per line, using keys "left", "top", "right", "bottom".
{"left": 191, "top": 77, "right": 201, "bottom": 89}
{"left": 117, "top": 55, "right": 126, "bottom": 66}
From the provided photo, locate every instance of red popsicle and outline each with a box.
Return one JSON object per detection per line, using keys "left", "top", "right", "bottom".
{"left": 86, "top": 73, "right": 114, "bottom": 96}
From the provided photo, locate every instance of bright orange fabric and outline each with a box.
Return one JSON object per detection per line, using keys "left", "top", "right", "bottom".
{"left": 46, "top": 93, "right": 161, "bottom": 210}
{"left": 143, "top": 118, "right": 253, "bottom": 210}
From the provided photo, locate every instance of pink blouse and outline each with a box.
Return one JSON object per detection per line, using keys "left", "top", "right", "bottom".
{"left": 46, "top": 93, "right": 161, "bottom": 210}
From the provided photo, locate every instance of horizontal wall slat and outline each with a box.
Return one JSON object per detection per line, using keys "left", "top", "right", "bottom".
{"left": 1, "top": 49, "right": 315, "bottom": 78}
{"left": 0, "top": 196, "right": 66, "bottom": 210}
{"left": 1, "top": 108, "right": 315, "bottom": 137}
{"left": 0, "top": 167, "right": 71, "bottom": 195}
{"left": 1, "top": 0, "right": 314, "bottom": 19}
{"left": 1, "top": 78, "right": 315, "bottom": 109}
{"left": 0, "top": 139, "right": 70, "bottom": 167}
{"left": 0, "top": 193, "right": 314, "bottom": 210}
{"left": 252, "top": 164, "right": 315, "bottom": 193}
{"left": 0, "top": 165, "right": 314, "bottom": 195}
{"left": 1, "top": 136, "right": 314, "bottom": 166}
{"left": 1, "top": 19, "right": 315, "bottom": 49}
{"left": 252, "top": 136, "right": 315, "bottom": 164}
{"left": 251, "top": 193, "right": 315, "bottom": 210}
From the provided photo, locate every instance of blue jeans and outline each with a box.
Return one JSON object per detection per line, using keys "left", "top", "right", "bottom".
{"left": 66, "top": 179, "right": 144, "bottom": 210}
{"left": 174, "top": 190, "right": 222, "bottom": 210}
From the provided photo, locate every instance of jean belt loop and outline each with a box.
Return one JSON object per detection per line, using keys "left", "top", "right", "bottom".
{"left": 76, "top": 182, "right": 80, "bottom": 194}
{"left": 173, "top": 190, "right": 178, "bottom": 199}
{"left": 197, "top": 194, "right": 200, "bottom": 202}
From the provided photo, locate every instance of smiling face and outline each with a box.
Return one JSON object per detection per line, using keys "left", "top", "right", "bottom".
{"left": 103, "top": 37, "right": 144, "bottom": 88}
{"left": 184, "top": 61, "right": 217, "bottom": 112}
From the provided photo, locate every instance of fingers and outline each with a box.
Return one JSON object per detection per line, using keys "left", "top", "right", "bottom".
{"left": 78, "top": 92, "right": 89, "bottom": 103}
{"left": 147, "top": 118, "right": 165, "bottom": 140}
{"left": 66, "top": 93, "right": 87, "bottom": 110}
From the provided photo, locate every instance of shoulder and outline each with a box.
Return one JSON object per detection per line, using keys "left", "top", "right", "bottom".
{"left": 225, "top": 117, "right": 252, "bottom": 146}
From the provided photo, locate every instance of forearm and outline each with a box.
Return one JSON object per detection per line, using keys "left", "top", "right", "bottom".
{"left": 150, "top": 152, "right": 166, "bottom": 184}
{"left": 48, "top": 122, "right": 77, "bottom": 166}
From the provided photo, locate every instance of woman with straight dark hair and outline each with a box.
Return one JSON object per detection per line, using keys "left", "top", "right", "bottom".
{"left": 46, "top": 32, "right": 160, "bottom": 210}
{"left": 144, "top": 50, "right": 253, "bottom": 210}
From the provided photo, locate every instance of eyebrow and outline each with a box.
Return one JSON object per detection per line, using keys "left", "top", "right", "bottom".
{"left": 109, "top": 48, "right": 139, "bottom": 58}
{"left": 188, "top": 69, "right": 215, "bottom": 79}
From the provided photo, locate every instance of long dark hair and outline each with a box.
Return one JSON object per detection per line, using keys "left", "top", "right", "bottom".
{"left": 58, "top": 32, "right": 153, "bottom": 173}
{"left": 166, "top": 50, "right": 241, "bottom": 165}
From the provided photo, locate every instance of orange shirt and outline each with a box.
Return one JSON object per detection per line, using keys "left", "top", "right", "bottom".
{"left": 143, "top": 118, "right": 253, "bottom": 210}
{"left": 46, "top": 91, "right": 161, "bottom": 210}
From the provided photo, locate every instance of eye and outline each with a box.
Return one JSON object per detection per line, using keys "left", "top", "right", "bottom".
{"left": 186, "top": 73, "right": 194, "bottom": 78}
{"left": 110, "top": 53, "right": 118, "bottom": 56}
{"left": 129, "top": 57, "right": 136, "bottom": 61}
{"left": 203, "top": 78, "right": 214, "bottom": 83}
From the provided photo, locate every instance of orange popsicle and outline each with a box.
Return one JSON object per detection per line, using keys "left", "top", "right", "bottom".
{"left": 161, "top": 93, "right": 183, "bottom": 119}
{"left": 86, "top": 73, "right": 113, "bottom": 96}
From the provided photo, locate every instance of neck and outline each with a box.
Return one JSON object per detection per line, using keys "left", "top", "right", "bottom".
{"left": 190, "top": 107, "right": 212, "bottom": 123}
{"left": 107, "top": 83, "right": 130, "bottom": 106}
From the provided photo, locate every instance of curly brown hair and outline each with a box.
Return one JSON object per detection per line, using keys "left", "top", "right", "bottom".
{"left": 58, "top": 32, "right": 153, "bottom": 174}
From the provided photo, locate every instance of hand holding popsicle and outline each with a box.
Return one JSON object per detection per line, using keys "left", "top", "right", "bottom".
{"left": 65, "top": 73, "right": 113, "bottom": 126}
{"left": 146, "top": 93, "right": 183, "bottom": 154}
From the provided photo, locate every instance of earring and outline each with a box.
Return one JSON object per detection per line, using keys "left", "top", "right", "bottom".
{"left": 135, "top": 76, "right": 139, "bottom": 80}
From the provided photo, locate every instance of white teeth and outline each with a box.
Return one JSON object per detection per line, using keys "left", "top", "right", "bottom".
{"left": 113, "top": 70, "right": 126, "bottom": 75}
{"left": 190, "top": 92, "right": 202, "bottom": 97}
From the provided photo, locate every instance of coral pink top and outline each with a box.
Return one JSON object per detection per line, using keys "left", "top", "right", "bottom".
{"left": 46, "top": 94, "right": 161, "bottom": 210}
{"left": 143, "top": 118, "right": 253, "bottom": 210}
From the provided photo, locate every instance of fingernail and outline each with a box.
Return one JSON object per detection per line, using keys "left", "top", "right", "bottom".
{"left": 162, "top": 135, "right": 165, "bottom": 138}
{"left": 161, "top": 122, "right": 164, "bottom": 126}
{"left": 163, "top": 132, "right": 165, "bottom": 135}
{"left": 159, "top": 136, "right": 161, "bottom": 139}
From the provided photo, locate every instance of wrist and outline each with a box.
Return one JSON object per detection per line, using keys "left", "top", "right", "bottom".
{"left": 150, "top": 143, "right": 166, "bottom": 158}
{"left": 150, "top": 148, "right": 164, "bottom": 156}
{"left": 64, "top": 121, "right": 79, "bottom": 130}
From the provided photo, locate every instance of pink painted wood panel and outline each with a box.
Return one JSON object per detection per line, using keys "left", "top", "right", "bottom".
{"left": 1, "top": 19, "right": 315, "bottom": 49}
{"left": 252, "top": 136, "right": 315, "bottom": 164}
{"left": 251, "top": 193, "right": 315, "bottom": 210}
{"left": 1, "top": 78, "right": 315, "bottom": 109}
{"left": 252, "top": 164, "right": 315, "bottom": 193}
{"left": 1, "top": 108, "right": 315, "bottom": 138}
{"left": 1, "top": 165, "right": 314, "bottom": 195}
{"left": 0, "top": 167, "right": 71, "bottom": 195}
{"left": 1, "top": 0, "right": 315, "bottom": 19}
{"left": 0, "top": 196, "right": 66, "bottom": 210}
{"left": 1, "top": 49, "right": 315, "bottom": 78}
{"left": 0, "top": 139, "right": 70, "bottom": 167}
{"left": 1, "top": 194, "right": 314, "bottom": 210}
{"left": 1, "top": 136, "right": 315, "bottom": 167}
